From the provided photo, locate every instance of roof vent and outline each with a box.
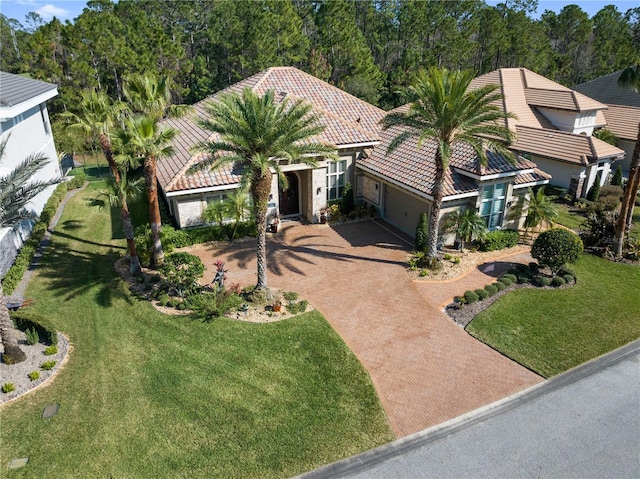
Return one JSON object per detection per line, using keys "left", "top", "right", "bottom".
{"left": 356, "top": 117, "right": 361, "bottom": 123}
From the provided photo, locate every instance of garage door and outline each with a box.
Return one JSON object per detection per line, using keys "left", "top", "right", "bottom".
{"left": 383, "top": 184, "right": 429, "bottom": 236}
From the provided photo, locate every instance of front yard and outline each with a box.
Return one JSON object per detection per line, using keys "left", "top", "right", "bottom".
{"left": 466, "top": 254, "right": 640, "bottom": 377}
{"left": 0, "top": 183, "right": 392, "bottom": 478}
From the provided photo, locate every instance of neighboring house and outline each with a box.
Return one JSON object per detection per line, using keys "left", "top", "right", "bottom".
{"left": 575, "top": 70, "right": 640, "bottom": 175}
{"left": 358, "top": 113, "right": 551, "bottom": 242}
{"left": 470, "top": 68, "right": 625, "bottom": 199}
{"left": 0, "top": 71, "right": 61, "bottom": 276}
{"left": 158, "top": 67, "right": 385, "bottom": 228}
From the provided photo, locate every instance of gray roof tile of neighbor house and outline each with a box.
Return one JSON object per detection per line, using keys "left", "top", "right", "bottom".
{"left": 602, "top": 105, "right": 640, "bottom": 141}
{"left": 158, "top": 67, "right": 385, "bottom": 194}
{"left": 574, "top": 70, "right": 640, "bottom": 108}
{"left": 0, "top": 71, "right": 57, "bottom": 107}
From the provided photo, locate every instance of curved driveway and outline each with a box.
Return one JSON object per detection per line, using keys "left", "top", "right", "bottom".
{"left": 190, "top": 220, "right": 543, "bottom": 438}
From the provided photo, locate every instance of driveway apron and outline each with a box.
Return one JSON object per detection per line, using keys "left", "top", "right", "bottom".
{"left": 190, "top": 221, "right": 543, "bottom": 438}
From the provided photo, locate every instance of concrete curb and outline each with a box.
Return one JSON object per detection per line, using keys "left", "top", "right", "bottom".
{"left": 295, "top": 339, "right": 640, "bottom": 479}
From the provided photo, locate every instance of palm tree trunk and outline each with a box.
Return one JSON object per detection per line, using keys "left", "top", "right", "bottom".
{"left": 98, "top": 133, "right": 121, "bottom": 183}
{"left": 614, "top": 123, "right": 640, "bottom": 257}
{"left": 427, "top": 152, "right": 445, "bottom": 260}
{"left": 144, "top": 155, "right": 164, "bottom": 268}
{"left": 0, "top": 283, "right": 26, "bottom": 364}
{"left": 121, "top": 199, "right": 141, "bottom": 275}
{"left": 252, "top": 172, "right": 272, "bottom": 292}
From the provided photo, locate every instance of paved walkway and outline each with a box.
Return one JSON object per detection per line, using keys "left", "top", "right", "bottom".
{"left": 299, "top": 340, "right": 640, "bottom": 479}
{"left": 189, "top": 220, "right": 543, "bottom": 438}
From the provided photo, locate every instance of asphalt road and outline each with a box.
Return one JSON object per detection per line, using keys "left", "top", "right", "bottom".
{"left": 299, "top": 340, "right": 640, "bottom": 479}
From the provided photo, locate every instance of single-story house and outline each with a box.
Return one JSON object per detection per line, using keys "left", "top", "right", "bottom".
{"left": 471, "top": 68, "right": 626, "bottom": 198}
{"left": 574, "top": 70, "right": 640, "bottom": 175}
{"left": 158, "top": 67, "right": 385, "bottom": 228}
{"left": 0, "top": 71, "right": 61, "bottom": 277}
{"left": 358, "top": 113, "right": 551, "bottom": 243}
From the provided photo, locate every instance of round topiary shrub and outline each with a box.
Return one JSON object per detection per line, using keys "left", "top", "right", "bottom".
{"left": 495, "top": 281, "right": 506, "bottom": 291}
{"left": 464, "top": 290, "right": 479, "bottom": 304}
{"left": 536, "top": 276, "right": 552, "bottom": 287}
{"left": 484, "top": 284, "right": 498, "bottom": 296}
{"left": 551, "top": 276, "right": 566, "bottom": 287}
{"left": 502, "top": 273, "right": 517, "bottom": 283}
{"left": 499, "top": 277, "right": 513, "bottom": 287}
{"left": 563, "top": 274, "right": 575, "bottom": 284}
{"left": 475, "top": 288, "right": 489, "bottom": 300}
{"left": 532, "top": 228, "right": 583, "bottom": 275}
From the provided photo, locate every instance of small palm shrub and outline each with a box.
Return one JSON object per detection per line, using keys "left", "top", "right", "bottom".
{"left": 185, "top": 290, "right": 243, "bottom": 321}
{"left": 28, "top": 371, "right": 40, "bottom": 381}
{"left": 25, "top": 327, "right": 40, "bottom": 345}
{"left": 40, "top": 361, "right": 57, "bottom": 370}
{"left": 44, "top": 345, "right": 58, "bottom": 355}
{"left": 2, "top": 383, "right": 16, "bottom": 393}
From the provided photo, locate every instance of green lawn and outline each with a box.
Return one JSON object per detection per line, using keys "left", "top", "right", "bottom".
{"left": 466, "top": 254, "right": 640, "bottom": 378}
{"left": 553, "top": 203, "right": 586, "bottom": 230}
{"left": 0, "top": 183, "right": 392, "bottom": 478}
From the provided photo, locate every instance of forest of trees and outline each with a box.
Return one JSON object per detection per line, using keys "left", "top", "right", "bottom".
{"left": 1, "top": 0, "right": 638, "bottom": 151}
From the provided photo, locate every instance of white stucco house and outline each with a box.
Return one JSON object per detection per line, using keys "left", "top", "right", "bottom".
{"left": 0, "top": 71, "right": 61, "bottom": 276}
{"left": 575, "top": 70, "right": 640, "bottom": 176}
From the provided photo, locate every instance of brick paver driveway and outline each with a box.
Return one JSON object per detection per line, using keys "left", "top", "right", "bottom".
{"left": 189, "top": 220, "right": 543, "bottom": 438}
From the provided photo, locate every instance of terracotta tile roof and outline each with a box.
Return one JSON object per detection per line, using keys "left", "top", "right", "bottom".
{"left": 513, "top": 169, "right": 552, "bottom": 187}
{"left": 602, "top": 104, "right": 640, "bottom": 141}
{"left": 159, "top": 67, "right": 385, "bottom": 193}
{"left": 575, "top": 70, "right": 640, "bottom": 108}
{"left": 511, "top": 125, "right": 625, "bottom": 165}
{"left": 524, "top": 88, "right": 606, "bottom": 112}
{"left": 360, "top": 123, "right": 541, "bottom": 199}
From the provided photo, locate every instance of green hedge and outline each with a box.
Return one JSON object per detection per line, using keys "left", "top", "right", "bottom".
{"left": 479, "top": 229, "right": 520, "bottom": 252}
{"left": 2, "top": 178, "right": 84, "bottom": 295}
{"left": 10, "top": 311, "right": 58, "bottom": 345}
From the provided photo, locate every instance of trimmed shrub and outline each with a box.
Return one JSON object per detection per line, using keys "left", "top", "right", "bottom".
{"left": 10, "top": 311, "right": 57, "bottom": 346}
{"left": 537, "top": 277, "right": 552, "bottom": 287}
{"left": 479, "top": 229, "right": 519, "bottom": 252}
{"left": 558, "top": 266, "right": 575, "bottom": 277}
{"left": 563, "top": 274, "right": 575, "bottom": 284}
{"left": 159, "top": 252, "right": 205, "bottom": 297}
{"left": 502, "top": 273, "right": 518, "bottom": 283}
{"left": 475, "top": 288, "right": 489, "bottom": 300}
{"left": 498, "top": 277, "right": 513, "bottom": 287}
{"left": 532, "top": 228, "right": 584, "bottom": 274}
{"left": 551, "top": 276, "right": 566, "bottom": 287}
{"left": 464, "top": 290, "right": 479, "bottom": 304}
{"left": 415, "top": 213, "right": 429, "bottom": 253}
{"left": 586, "top": 175, "right": 601, "bottom": 202}
{"left": 611, "top": 165, "right": 623, "bottom": 186}
{"left": 484, "top": 284, "right": 498, "bottom": 296}
{"left": 494, "top": 281, "right": 506, "bottom": 291}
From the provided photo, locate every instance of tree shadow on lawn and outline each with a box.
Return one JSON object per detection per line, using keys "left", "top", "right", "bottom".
{"left": 36, "top": 243, "right": 132, "bottom": 308}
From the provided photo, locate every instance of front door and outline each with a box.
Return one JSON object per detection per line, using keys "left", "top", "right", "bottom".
{"left": 279, "top": 172, "right": 300, "bottom": 216}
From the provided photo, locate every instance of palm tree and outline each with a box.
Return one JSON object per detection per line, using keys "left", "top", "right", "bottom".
{"left": 381, "top": 67, "right": 516, "bottom": 260}
{"left": 444, "top": 208, "right": 487, "bottom": 250}
{"left": 117, "top": 115, "right": 177, "bottom": 267}
{"left": 523, "top": 187, "right": 559, "bottom": 235}
{"left": 95, "top": 170, "right": 145, "bottom": 274}
{"left": 194, "top": 88, "right": 337, "bottom": 295}
{"left": 615, "top": 65, "right": 640, "bottom": 257}
{"left": 62, "top": 90, "right": 142, "bottom": 275}
{"left": 0, "top": 136, "right": 60, "bottom": 364}
{"left": 123, "top": 73, "right": 190, "bottom": 120}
